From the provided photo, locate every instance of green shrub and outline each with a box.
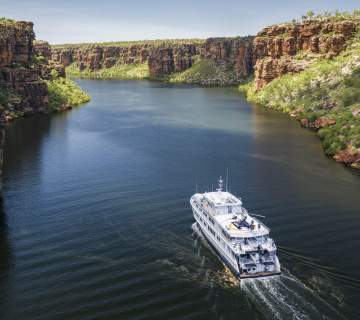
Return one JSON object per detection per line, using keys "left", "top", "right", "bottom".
{"left": 47, "top": 78, "right": 90, "bottom": 111}
{"left": 32, "top": 55, "right": 46, "bottom": 65}
{"left": 66, "top": 63, "right": 149, "bottom": 79}
{"left": 169, "top": 58, "right": 246, "bottom": 85}
{"left": 0, "top": 17, "right": 16, "bottom": 27}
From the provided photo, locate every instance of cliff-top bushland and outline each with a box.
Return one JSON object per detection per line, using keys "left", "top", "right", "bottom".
{"left": 52, "top": 39, "right": 205, "bottom": 50}
{"left": 0, "top": 17, "right": 16, "bottom": 27}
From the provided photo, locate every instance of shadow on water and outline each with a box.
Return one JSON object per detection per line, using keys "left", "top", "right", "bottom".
{"left": 3, "top": 114, "right": 53, "bottom": 184}
{"left": 0, "top": 197, "right": 12, "bottom": 314}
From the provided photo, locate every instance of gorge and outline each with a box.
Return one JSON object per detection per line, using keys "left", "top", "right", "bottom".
{"left": 1, "top": 7, "right": 360, "bottom": 320}
{"left": 50, "top": 12, "right": 360, "bottom": 169}
{"left": 1, "top": 12, "right": 360, "bottom": 178}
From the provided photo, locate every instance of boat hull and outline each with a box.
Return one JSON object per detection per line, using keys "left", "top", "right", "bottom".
{"left": 194, "top": 220, "right": 281, "bottom": 280}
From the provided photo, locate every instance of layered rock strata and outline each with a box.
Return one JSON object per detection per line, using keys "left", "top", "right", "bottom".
{"left": 253, "top": 19, "right": 360, "bottom": 89}
{"left": 52, "top": 44, "right": 153, "bottom": 70}
{"left": 148, "top": 44, "right": 199, "bottom": 76}
{"left": 0, "top": 21, "right": 49, "bottom": 118}
{"left": 52, "top": 37, "right": 255, "bottom": 81}
{"left": 200, "top": 37, "right": 254, "bottom": 78}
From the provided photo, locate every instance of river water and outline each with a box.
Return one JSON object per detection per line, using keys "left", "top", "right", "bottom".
{"left": 1, "top": 79, "right": 360, "bottom": 320}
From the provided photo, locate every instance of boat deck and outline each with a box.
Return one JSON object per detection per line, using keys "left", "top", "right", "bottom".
{"left": 215, "top": 213, "right": 269, "bottom": 238}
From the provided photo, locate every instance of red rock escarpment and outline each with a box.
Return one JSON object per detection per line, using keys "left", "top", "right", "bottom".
{"left": 148, "top": 44, "right": 199, "bottom": 76}
{"left": 0, "top": 21, "right": 34, "bottom": 67}
{"left": 33, "top": 40, "right": 65, "bottom": 79}
{"left": 0, "top": 23, "right": 66, "bottom": 119}
{"left": 52, "top": 44, "right": 153, "bottom": 70}
{"left": 200, "top": 37, "right": 254, "bottom": 78}
{"left": 0, "top": 21, "right": 49, "bottom": 116}
{"left": 147, "top": 37, "right": 254, "bottom": 79}
{"left": 253, "top": 19, "right": 360, "bottom": 89}
{"left": 52, "top": 37, "right": 255, "bottom": 81}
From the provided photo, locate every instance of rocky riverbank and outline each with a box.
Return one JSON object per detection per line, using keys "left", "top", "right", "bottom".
{"left": 240, "top": 12, "right": 360, "bottom": 169}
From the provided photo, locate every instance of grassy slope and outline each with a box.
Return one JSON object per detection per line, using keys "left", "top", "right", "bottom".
{"left": 239, "top": 35, "right": 360, "bottom": 166}
{"left": 66, "top": 62, "right": 149, "bottom": 79}
{"left": 168, "top": 58, "right": 245, "bottom": 85}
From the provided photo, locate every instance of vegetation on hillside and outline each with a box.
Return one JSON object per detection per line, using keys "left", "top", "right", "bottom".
{"left": 239, "top": 35, "right": 360, "bottom": 166}
{"left": 168, "top": 57, "right": 247, "bottom": 86}
{"left": 279, "top": 9, "right": 360, "bottom": 26}
{"left": 47, "top": 77, "right": 90, "bottom": 111}
{"left": 0, "top": 77, "right": 90, "bottom": 120}
{"left": 66, "top": 62, "right": 149, "bottom": 79}
{"left": 0, "top": 17, "right": 16, "bottom": 27}
{"left": 52, "top": 39, "right": 205, "bottom": 50}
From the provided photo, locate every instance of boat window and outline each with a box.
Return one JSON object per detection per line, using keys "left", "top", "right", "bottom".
{"left": 228, "top": 206, "right": 232, "bottom": 213}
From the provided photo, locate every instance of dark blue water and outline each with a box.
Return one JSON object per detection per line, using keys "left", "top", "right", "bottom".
{"left": 1, "top": 79, "right": 360, "bottom": 320}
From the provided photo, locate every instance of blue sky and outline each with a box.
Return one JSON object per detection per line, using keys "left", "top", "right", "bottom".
{"left": 2, "top": 0, "right": 360, "bottom": 44}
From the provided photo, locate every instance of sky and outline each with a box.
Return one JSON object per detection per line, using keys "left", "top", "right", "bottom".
{"left": 1, "top": 0, "right": 360, "bottom": 44}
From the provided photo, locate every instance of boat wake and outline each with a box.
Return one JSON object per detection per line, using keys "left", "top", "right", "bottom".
{"left": 241, "top": 272, "right": 346, "bottom": 320}
{"left": 191, "top": 222, "right": 348, "bottom": 320}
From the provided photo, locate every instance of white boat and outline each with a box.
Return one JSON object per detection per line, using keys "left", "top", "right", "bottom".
{"left": 190, "top": 177, "right": 281, "bottom": 279}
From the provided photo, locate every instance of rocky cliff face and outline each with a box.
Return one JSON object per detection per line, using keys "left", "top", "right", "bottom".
{"left": 33, "top": 40, "right": 65, "bottom": 79}
{"left": 253, "top": 19, "right": 360, "bottom": 89}
{"left": 52, "top": 44, "right": 153, "bottom": 71}
{"left": 148, "top": 37, "right": 254, "bottom": 79}
{"left": 0, "top": 21, "right": 49, "bottom": 119}
{"left": 200, "top": 37, "right": 254, "bottom": 78}
{"left": 52, "top": 37, "right": 255, "bottom": 82}
{"left": 148, "top": 44, "right": 199, "bottom": 77}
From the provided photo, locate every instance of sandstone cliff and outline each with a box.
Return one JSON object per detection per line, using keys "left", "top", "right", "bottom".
{"left": 52, "top": 44, "right": 152, "bottom": 71}
{"left": 200, "top": 37, "right": 254, "bottom": 78}
{"left": 253, "top": 17, "right": 360, "bottom": 89}
{"left": 148, "top": 43, "right": 198, "bottom": 77}
{"left": 52, "top": 37, "right": 254, "bottom": 84}
{"left": 0, "top": 20, "right": 49, "bottom": 118}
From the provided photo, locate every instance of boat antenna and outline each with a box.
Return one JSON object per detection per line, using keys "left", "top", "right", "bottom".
{"left": 195, "top": 177, "right": 198, "bottom": 193}
{"left": 216, "top": 176, "right": 223, "bottom": 192}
